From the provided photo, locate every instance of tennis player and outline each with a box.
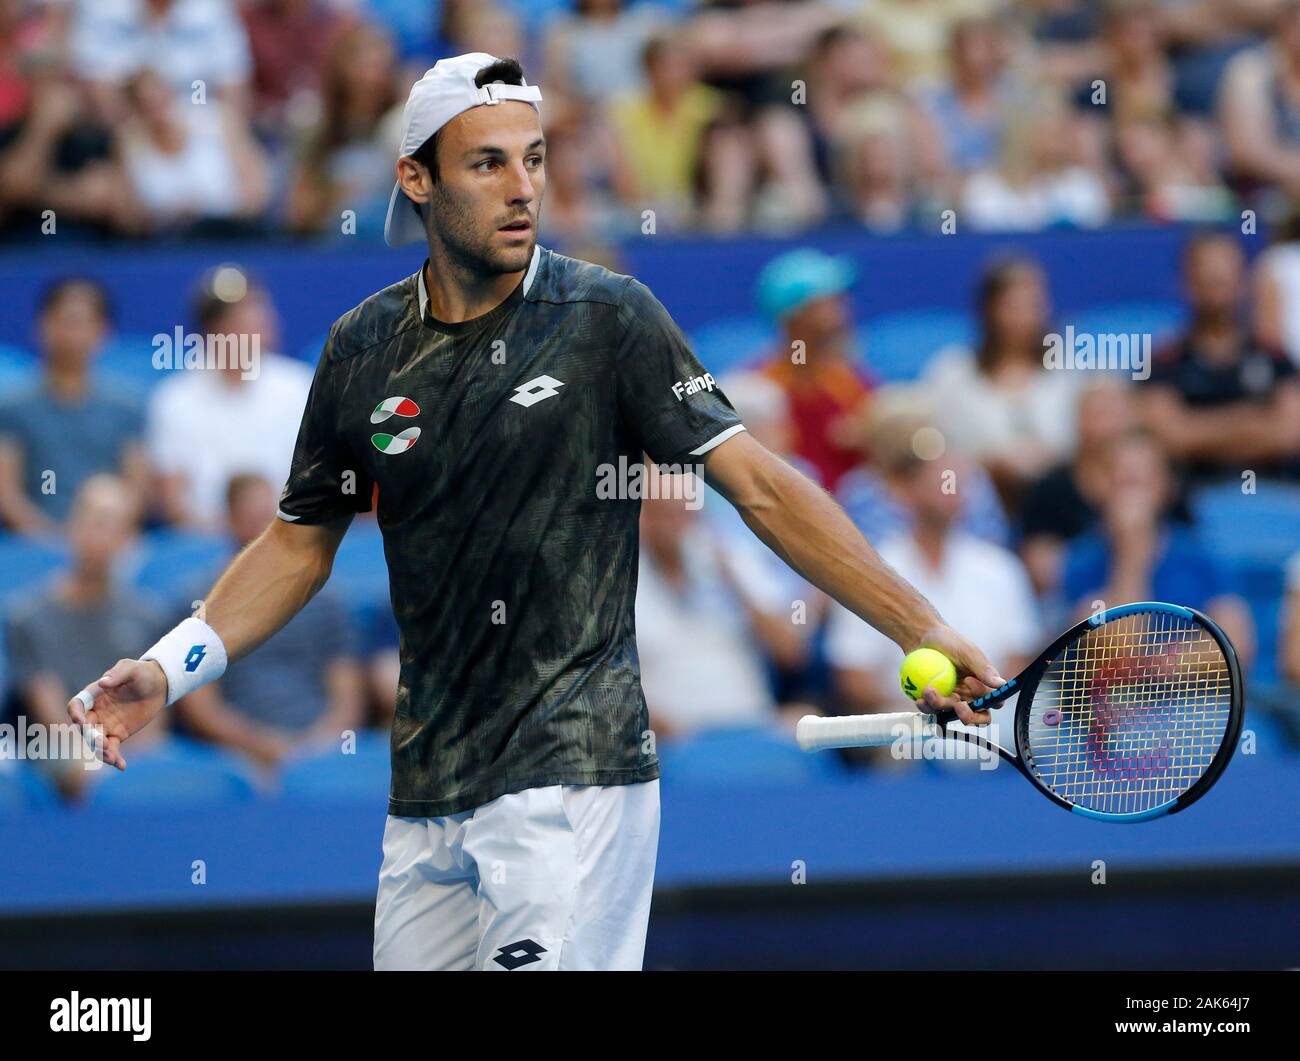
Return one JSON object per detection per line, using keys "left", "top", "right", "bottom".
{"left": 68, "top": 53, "right": 1004, "bottom": 971}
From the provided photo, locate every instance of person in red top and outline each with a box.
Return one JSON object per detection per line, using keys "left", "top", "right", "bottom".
{"left": 756, "top": 248, "right": 874, "bottom": 491}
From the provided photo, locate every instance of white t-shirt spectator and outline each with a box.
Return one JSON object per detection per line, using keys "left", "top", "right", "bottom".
{"left": 72, "top": 0, "right": 251, "bottom": 101}
{"left": 962, "top": 167, "right": 1110, "bottom": 231}
{"left": 121, "top": 102, "right": 243, "bottom": 223}
{"left": 145, "top": 353, "right": 312, "bottom": 527}
{"left": 826, "top": 529, "right": 1040, "bottom": 749}
{"left": 921, "top": 345, "right": 1083, "bottom": 467}
{"left": 635, "top": 524, "right": 784, "bottom": 736}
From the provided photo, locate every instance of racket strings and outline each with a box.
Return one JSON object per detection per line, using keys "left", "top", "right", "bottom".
{"left": 1022, "top": 611, "right": 1233, "bottom": 816}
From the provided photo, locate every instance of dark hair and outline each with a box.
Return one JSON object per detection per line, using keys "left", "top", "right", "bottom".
{"left": 225, "top": 472, "right": 272, "bottom": 514}
{"left": 410, "top": 57, "right": 528, "bottom": 183}
{"left": 38, "top": 277, "right": 113, "bottom": 324}
{"left": 974, "top": 255, "right": 1046, "bottom": 374}
{"left": 1181, "top": 228, "right": 1243, "bottom": 273}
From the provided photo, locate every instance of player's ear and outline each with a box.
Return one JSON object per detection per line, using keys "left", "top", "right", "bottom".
{"left": 396, "top": 156, "right": 432, "bottom": 207}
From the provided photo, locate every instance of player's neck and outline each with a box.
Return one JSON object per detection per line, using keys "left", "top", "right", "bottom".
{"left": 422, "top": 256, "right": 523, "bottom": 325}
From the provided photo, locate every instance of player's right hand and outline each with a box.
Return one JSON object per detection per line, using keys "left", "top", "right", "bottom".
{"left": 66, "top": 659, "right": 169, "bottom": 771}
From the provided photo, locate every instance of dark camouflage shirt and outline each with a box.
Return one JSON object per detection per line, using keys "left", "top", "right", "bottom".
{"left": 278, "top": 246, "right": 744, "bottom": 815}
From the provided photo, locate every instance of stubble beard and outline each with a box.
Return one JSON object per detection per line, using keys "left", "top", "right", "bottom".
{"left": 427, "top": 185, "right": 542, "bottom": 280}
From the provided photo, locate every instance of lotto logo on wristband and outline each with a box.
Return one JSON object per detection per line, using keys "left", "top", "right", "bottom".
{"left": 184, "top": 644, "right": 207, "bottom": 672}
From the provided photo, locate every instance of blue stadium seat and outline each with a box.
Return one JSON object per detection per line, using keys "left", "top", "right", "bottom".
{"left": 329, "top": 522, "right": 390, "bottom": 619}
{"left": 1070, "top": 301, "right": 1185, "bottom": 347}
{"left": 85, "top": 737, "right": 261, "bottom": 809}
{"left": 0, "top": 342, "right": 38, "bottom": 390}
{"left": 658, "top": 725, "right": 845, "bottom": 786}
{"left": 279, "top": 730, "right": 392, "bottom": 803}
{"left": 295, "top": 332, "right": 329, "bottom": 366}
{"left": 0, "top": 761, "right": 60, "bottom": 812}
{"left": 860, "top": 309, "right": 974, "bottom": 382}
{"left": 123, "top": 529, "right": 228, "bottom": 606}
{"left": 1190, "top": 481, "right": 1300, "bottom": 567}
{"left": 0, "top": 534, "right": 68, "bottom": 606}
{"left": 687, "top": 316, "right": 774, "bottom": 376}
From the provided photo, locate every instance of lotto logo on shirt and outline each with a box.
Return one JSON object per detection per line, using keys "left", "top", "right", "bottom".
{"left": 671, "top": 373, "right": 717, "bottom": 401}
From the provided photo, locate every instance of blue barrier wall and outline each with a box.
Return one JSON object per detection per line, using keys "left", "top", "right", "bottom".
{"left": 0, "top": 226, "right": 1200, "bottom": 360}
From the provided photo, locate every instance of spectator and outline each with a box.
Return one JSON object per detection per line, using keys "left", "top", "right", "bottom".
{"left": 921, "top": 256, "right": 1082, "bottom": 508}
{"left": 802, "top": 23, "right": 943, "bottom": 205}
{"left": 1252, "top": 198, "right": 1300, "bottom": 366}
{"left": 1220, "top": 0, "right": 1300, "bottom": 203}
{"left": 755, "top": 248, "right": 874, "bottom": 493}
{"left": 4, "top": 474, "right": 167, "bottom": 798}
{"left": 862, "top": 0, "right": 1011, "bottom": 90}
{"left": 1062, "top": 427, "right": 1256, "bottom": 668}
{"left": 636, "top": 468, "right": 810, "bottom": 740}
{"left": 240, "top": 0, "right": 351, "bottom": 140}
{"left": 145, "top": 266, "right": 313, "bottom": 528}
{"left": 285, "top": 21, "right": 403, "bottom": 237}
{"left": 825, "top": 442, "right": 1039, "bottom": 754}
{"left": 117, "top": 67, "right": 270, "bottom": 235}
{"left": 834, "top": 91, "right": 945, "bottom": 232}
{"left": 0, "top": 278, "right": 147, "bottom": 534}
{"left": 837, "top": 397, "right": 1012, "bottom": 549}
{"left": 684, "top": 0, "right": 832, "bottom": 230}
{"left": 962, "top": 90, "right": 1111, "bottom": 230}
{"left": 542, "top": 0, "right": 670, "bottom": 106}
{"left": 1144, "top": 230, "right": 1300, "bottom": 481}
{"left": 0, "top": 72, "right": 127, "bottom": 239}
{"left": 1019, "top": 377, "right": 1141, "bottom": 599}
{"left": 71, "top": 0, "right": 252, "bottom": 124}
{"left": 922, "top": 16, "right": 1016, "bottom": 179}
{"left": 607, "top": 32, "right": 726, "bottom": 231}
{"left": 535, "top": 99, "right": 628, "bottom": 244}
{"left": 1113, "top": 112, "right": 1235, "bottom": 222}
{"left": 174, "top": 473, "right": 365, "bottom": 768}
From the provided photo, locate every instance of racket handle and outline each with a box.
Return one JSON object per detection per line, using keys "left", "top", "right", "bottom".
{"left": 796, "top": 712, "right": 941, "bottom": 751}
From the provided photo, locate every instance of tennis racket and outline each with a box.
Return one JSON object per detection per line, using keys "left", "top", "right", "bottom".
{"left": 797, "top": 602, "right": 1243, "bottom": 822}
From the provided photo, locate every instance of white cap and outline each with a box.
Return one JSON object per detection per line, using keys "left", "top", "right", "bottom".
{"left": 384, "top": 53, "right": 543, "bottom": 248}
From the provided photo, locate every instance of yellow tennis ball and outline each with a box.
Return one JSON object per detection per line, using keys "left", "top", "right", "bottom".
{"left": 899, "top": 648, "right": 957, "bottom": 700}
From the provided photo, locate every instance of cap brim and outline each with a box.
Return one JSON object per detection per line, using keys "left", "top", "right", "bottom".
{"left": 384, "top": 183, "right": 426, "bottom": 248}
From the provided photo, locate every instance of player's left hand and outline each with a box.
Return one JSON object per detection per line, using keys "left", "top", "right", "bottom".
{"left": 912, "top": 624, "right": 1006, "bottom": 725}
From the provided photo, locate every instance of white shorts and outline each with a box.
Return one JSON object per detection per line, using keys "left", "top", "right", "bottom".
{"left": 373, "top": 779, "right": 660, "bottom": 971}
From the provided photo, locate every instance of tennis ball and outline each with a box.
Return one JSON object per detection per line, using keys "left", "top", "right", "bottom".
{"left": 899, "top": 648, "right": 957, "bottom": 700}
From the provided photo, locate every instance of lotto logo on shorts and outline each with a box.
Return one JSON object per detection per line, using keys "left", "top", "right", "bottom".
{"left": 492, "top": 938, "right": 547, "bottom": 970}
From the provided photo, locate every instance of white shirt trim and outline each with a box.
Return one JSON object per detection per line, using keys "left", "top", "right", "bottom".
{"left": 689, "top": 423, "right": 747, "bottom": 457}
{"left": 418, "top": 244, "right": 541, "bottom": 323}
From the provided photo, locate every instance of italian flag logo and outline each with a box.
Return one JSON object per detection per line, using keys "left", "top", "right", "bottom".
{"left": 370, "top": 396, "right": 420, "bottom": 423}
{"left": 370, "top": 395, "right": 421, "bottom": 454}
{"left": 371, "top": 427, "right": 420, "bottom": 454}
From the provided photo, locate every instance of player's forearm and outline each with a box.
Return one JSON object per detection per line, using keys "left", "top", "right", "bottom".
{"left": 707, "top": 438, "right": 942, "bottom": 652}
{"left": 198, "top": 520, "right": 338, "bottom": 665}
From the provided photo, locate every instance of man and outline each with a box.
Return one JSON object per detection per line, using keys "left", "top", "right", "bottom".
{"left": 1144, "top": 231, "right": 1300, "bottom": 481}
{"left": 1063, "top": 428, "right": 1256, "bottom": 669}
{"left": 636, "top": 466, "right": 807, "bottom": 739}
{"left": 174, "top": 473, "right": 365, "bottom": 771}
{"left": 756, "top": 247, "right": 875, "bottom": 493}
{"left": 146, "top": 267, "right": 313, "bottom": 528}
{"left": 0, "top": 278, "right": 148, "bottom": 534}
{"left": 69, "top": 53, "right": 1002, "bottom": 971}
{"left": 7, "top": 475, "right": 166, "bottom": 799}
{"left": 826, "top": 427, "right": 1039, "bottom": 755}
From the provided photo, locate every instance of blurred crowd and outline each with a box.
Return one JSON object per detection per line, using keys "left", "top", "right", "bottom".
{"left": 4, "top": 222, "right": 1300, "bottom": 800}
{"left": 4, "top": 0, "right": 1300, "bottom": 804}
{"left": 12, "top": 0, "right": 1300, "bottom": 242}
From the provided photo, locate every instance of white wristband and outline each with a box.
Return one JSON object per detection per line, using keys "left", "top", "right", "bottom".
{"left": 141, "top": 616, "right": 228, "bottom": 706}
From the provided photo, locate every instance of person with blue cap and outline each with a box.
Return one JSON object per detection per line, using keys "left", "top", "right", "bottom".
{"left": 756, "top": 248, "right": 876, "bottom": 492}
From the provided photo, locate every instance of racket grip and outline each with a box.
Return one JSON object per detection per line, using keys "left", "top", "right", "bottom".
{"left": 796, "top": 712, "right": 941, "bottom": 751}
